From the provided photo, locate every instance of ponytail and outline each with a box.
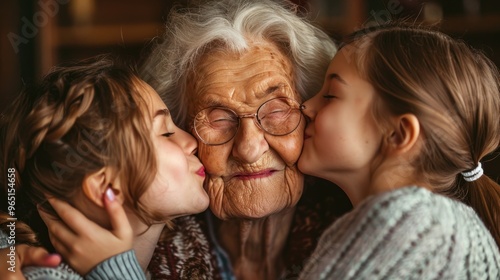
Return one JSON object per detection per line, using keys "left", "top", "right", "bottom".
{"left": 344, "top": 24, "right": 500, "bottom": 249}
{"left": 463, "top": 174, "right": 500, "bottom": 247}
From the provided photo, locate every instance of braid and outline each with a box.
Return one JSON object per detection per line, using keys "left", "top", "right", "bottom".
{"left": 1, "top": 55, "right": 160, "bottom": 246}
{"left": 24, "top": 82, "right": 95, "bottom": 155}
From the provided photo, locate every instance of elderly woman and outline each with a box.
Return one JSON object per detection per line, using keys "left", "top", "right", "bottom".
{"left": 0, "top": 0, "right": 351, "bottom": 279}
{"left": 141, "top": 0, "right": 351, "bottom": 278}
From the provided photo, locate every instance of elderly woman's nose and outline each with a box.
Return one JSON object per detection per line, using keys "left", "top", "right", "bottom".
{"left": 232, "top": 118, "right": 269, "bottom": 163}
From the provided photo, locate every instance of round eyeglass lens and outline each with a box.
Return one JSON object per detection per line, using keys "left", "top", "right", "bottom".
{"left": 194, "top": 97, "right": 302, "bottom": 145}
{"left": 194, "top": 107, "right": 238, "bottom": 145}
{"left": 258, "top": 98, "right": 302, "bottom": 135}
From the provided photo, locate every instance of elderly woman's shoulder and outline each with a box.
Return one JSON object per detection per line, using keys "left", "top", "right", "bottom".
{"left": 148, "top": 214, "right": 219, "bottom": 280}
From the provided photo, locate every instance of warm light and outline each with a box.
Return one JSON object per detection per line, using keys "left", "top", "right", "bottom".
{"left": 70, "top": 0, "right": 95, "bottom": 25}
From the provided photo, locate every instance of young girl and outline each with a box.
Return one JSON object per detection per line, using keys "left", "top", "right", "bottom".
{"left": 297, "top": 24, "right": 500, "bottom": 279}
{"left": 0, "top": 55, "right": 209, "bottom": 279}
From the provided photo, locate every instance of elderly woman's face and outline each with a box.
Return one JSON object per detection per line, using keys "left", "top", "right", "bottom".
{"left": 187, "top": 41, "right": 305, "bottom": 220}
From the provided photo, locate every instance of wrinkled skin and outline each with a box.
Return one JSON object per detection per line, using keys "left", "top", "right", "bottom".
{"left": 188, "top": 40, "right": 305, "bottom": 220}
{"left": 186, "top": 39, "right": 305, "bottom": 279}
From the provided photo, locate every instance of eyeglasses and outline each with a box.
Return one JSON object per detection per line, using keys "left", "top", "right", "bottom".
{"left": 193, "top": 97, "right": 304, "bottom": 145}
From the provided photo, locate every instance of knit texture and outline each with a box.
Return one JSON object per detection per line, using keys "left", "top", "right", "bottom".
{"left": 0, "top": 229, "right": 145, "bottom": 280}
{"left": 299, "top": 186, "right": 500, "bottom": 280}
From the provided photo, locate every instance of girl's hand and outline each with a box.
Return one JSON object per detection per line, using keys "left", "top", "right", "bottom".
{"left": 38, "top": 188, "right": 133, "bottom": 275}
{"left": 0, "top": 245, "right": 60, "bottom": 280}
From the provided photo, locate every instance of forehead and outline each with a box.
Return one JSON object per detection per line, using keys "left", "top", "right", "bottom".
{"left": 326, "top": 47, "right": 361, "bottom": 82}
{"left": 327, "top": 48, "right": 378, "bottom": 103}
{"left": 132, "top": 78, "right": 166, "bottom": 116}
{"left": 188, "top": 41, "right": 298, "bottom": 113}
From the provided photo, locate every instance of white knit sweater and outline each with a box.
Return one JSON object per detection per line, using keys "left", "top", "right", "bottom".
{"left": 0, "top": 230, "right": 145, "bottom": 279}
{"left": 299, "top": 186, "right": 500, "bottom": 279}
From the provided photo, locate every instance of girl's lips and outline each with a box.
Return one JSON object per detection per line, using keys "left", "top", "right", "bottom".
{"left": 196, "top": 167, "right": 206, "bottom": 177}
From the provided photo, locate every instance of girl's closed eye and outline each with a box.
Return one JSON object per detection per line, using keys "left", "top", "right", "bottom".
{"left": 162, "top": 132, "right": 175, "bottom": 137}
{"left": 323, "top": 94, "right": 336, "bottom": 99}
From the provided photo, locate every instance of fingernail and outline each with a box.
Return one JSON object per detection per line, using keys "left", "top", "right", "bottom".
{"left": 44, "top": 253, "right": 60, "bottom": 260}
{"left": 44, "top": 253, "right": 62, "bottom": 266}
{"left": 105, "top": 188, "right": 115, "bottom": 202}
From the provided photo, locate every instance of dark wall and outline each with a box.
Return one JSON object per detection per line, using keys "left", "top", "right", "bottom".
{"left": 1, "top": 0, "right": 499, "bottom": 182}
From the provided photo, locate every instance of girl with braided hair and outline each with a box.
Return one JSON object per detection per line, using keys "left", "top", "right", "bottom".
{"left": 0, "top": 55, "right": 209, "bottom": 279}
{"left": 297, "top": 24, "right": 500, "bottom": 279}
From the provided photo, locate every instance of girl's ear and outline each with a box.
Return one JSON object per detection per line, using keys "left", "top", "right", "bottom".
{"left": 387, "top": 113, "right": 421, "bottom": 155}
{"left": 82, "top": 167, "right": 124, "bottom": 207}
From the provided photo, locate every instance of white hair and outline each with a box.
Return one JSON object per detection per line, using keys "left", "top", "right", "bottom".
{"left": 140, "top": 0, "right": 336, "bottom": 129}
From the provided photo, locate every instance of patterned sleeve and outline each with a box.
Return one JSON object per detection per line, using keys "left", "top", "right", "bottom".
{"left": 85, "top": 250, "right": 146, "bottom": 280}
{"left": 0, "top": 226, "right": 10, "bottom": 249}
{"left": 23, "top": 250, "right": 146, "bottom": 280}
{"left": 0, "top": 217, "right": 144, "bottom": 279}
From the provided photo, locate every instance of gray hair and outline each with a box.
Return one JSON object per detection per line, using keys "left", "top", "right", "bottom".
{"left": 140, "top": 0, "right": 336, "bottom": 129}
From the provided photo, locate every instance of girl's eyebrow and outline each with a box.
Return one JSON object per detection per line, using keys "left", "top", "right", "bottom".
{"left": 153, "top": 108, "right": 170, "bottom": 119}
{"left": 328, "top": 73, "right": 348, "bottom": 85}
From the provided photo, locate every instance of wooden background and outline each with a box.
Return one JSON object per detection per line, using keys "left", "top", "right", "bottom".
{"left": 1, "top": 0, "right": 498, "bottom": 181}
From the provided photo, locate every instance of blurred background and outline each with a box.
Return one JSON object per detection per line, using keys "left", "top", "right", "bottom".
{"left": 1, "top": 0, "right": 499, "bottom": 179}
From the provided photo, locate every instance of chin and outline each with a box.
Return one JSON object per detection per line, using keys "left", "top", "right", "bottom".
{"left": 194, "top": 192, "right": 210, "bottom": 213}
{"left": 207, "top": 171, "right": 303, "bottom": 220}
{"left": 210, "top": 197, "right": 299, "bottom": 220}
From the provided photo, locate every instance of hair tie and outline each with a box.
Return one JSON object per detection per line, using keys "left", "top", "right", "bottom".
{"left": 461, "top": 162, "right": 483, "bottom": 182}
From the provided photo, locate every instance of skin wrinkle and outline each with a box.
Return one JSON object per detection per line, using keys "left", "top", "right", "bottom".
{"left": 193, "top": 45, "right": 294, "bottom": 100}
{"left": 195, "top": 74, "right": 294, "bottom": 109}
{"left": 217, "top": 207, "right": 295, "bottom": 276}
{"left": 189, "top": 41, "right": 302, "bottom": 220}
{"left": 185, "top": 40, "right": 306, "bottom": 279}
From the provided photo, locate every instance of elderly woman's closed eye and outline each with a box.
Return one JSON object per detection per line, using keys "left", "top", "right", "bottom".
{"left": 141, "top": 0, "right": 352, "bottom": 279}
{"left": 188, "top": 43, "right": 305, "bottom": 220}
{"left": 193, "top": 97, "right": 303, "bottom": 146}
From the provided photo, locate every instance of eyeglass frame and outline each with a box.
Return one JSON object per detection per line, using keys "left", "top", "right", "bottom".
{"left": 192, "top": 97, "right": 305, "bottom": 146}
